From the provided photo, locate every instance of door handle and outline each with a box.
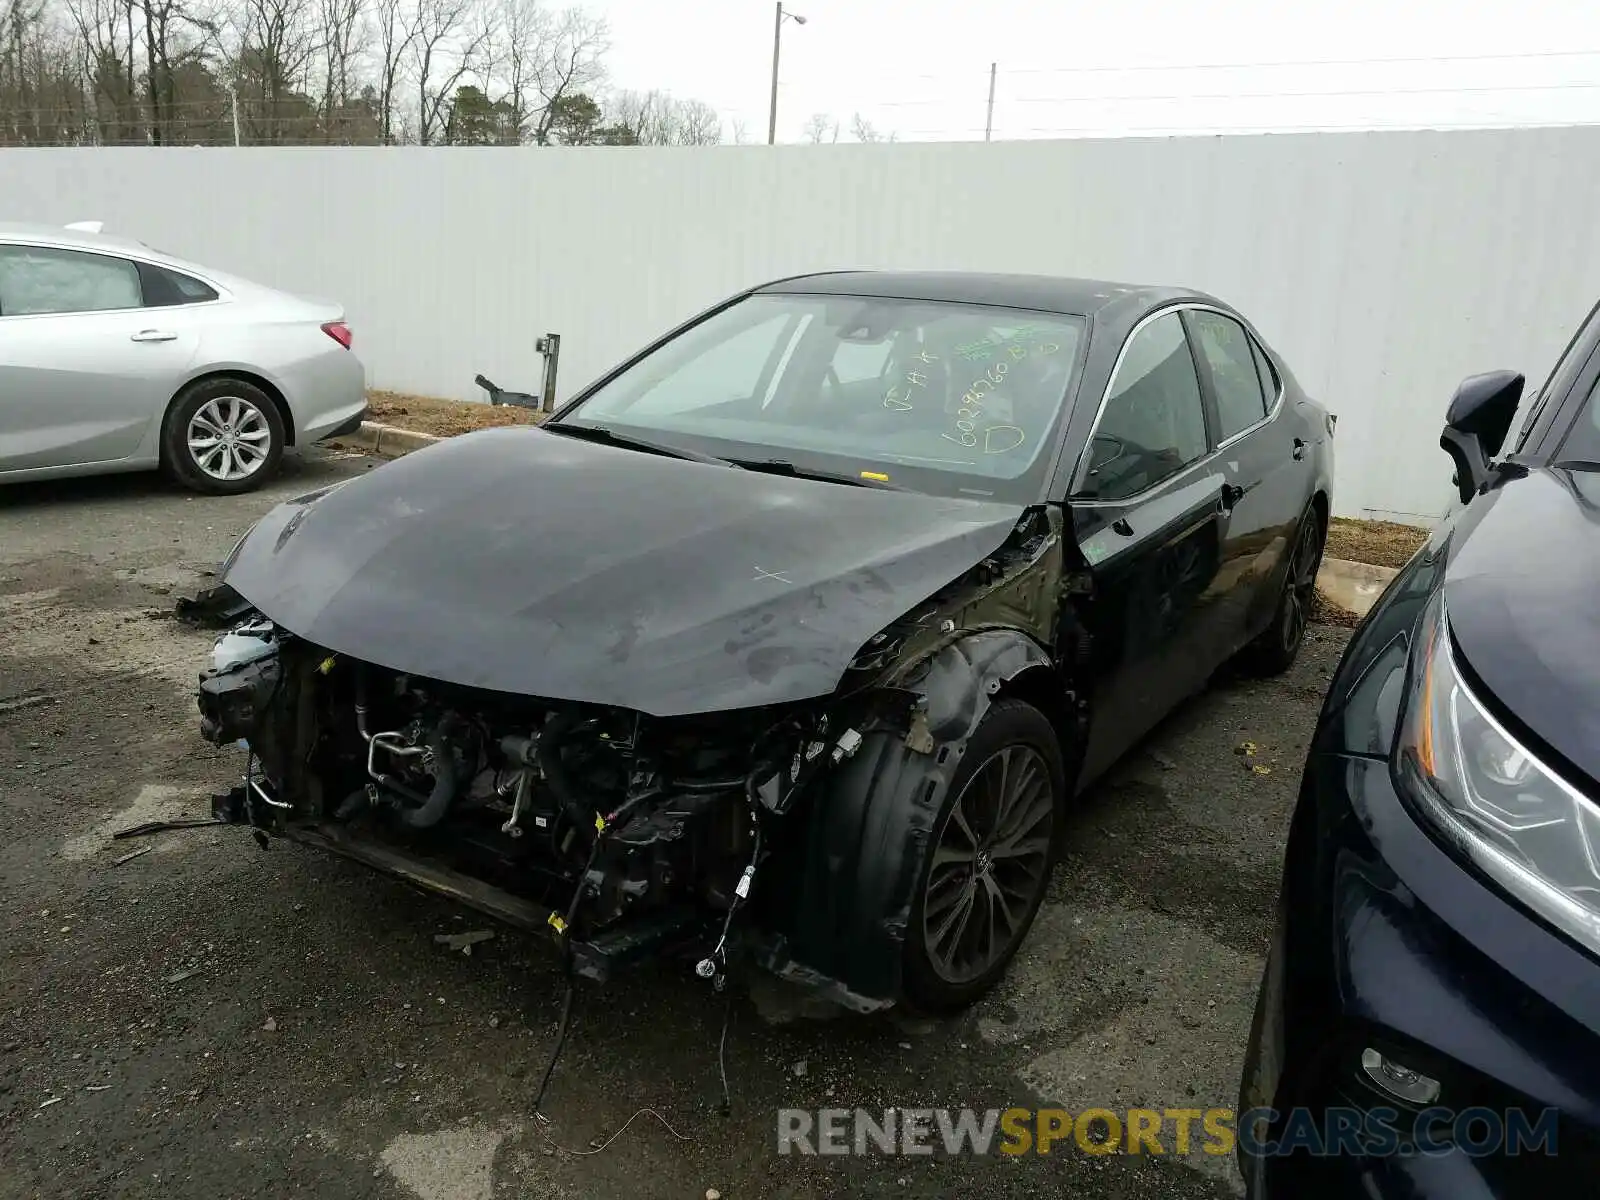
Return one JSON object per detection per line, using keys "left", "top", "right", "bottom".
{"left": 1220, "top": 483, "right": 1244, "bottom": 512}
{"left": 130, "top": 329, "right": 178, "bottom": 343}
{"left": 1292, "top": 437, "right": 1308, "bottom": 461}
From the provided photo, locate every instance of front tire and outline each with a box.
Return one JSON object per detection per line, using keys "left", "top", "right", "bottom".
{"left": 161, "top": 378, "right": 285, "bottom": 495}
{"left": 903, "top": 698, "right": 1064, "bottom": 1012}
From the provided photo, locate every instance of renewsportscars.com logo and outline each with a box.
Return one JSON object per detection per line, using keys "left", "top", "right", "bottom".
{"left": 776, "top": 1106, "right": 1560, "bottom": 1158}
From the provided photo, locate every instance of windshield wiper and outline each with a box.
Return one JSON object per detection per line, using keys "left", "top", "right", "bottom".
{"left": 726, "top": 458, "right": 905, "bottom": 490}
{"left": 543, "top": 422, "right": 731, "bottom": 467}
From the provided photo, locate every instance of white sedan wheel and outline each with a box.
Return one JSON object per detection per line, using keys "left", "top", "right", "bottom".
{"left": 186, "top": 394, "right": 274, "bottom": 482}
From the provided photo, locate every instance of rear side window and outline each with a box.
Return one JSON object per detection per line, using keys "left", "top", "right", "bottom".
{"left": 137, "top": 261, "right": 219, "bottom": 306}
{"left": 0, "top": 244, "right": 141, "bottom": 316}
{"left": 1079, "top": 311, "right": 1208, "bottom": 500}
{"left": 1189, "top": 310, "right": 1268, "bottom": 441}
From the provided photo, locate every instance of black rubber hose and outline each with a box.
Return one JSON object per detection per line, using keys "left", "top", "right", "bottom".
{"left": 537, "top": 712, "right": 598, "bottom": 828}
{"left": 397, "top": 730, "right": 459, "bottom": 829}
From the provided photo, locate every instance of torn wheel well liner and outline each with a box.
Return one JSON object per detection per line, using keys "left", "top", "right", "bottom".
{"left": 759, "top": 628, "right": 1065, "bottom": 1003}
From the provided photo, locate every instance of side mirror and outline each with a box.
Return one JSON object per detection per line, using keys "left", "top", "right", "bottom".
{"left": 1441, "top": 370, "right": 1523, "bottom": 504}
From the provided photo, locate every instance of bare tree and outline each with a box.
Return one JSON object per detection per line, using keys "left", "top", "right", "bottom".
{"left": 525, "top": 3, "right": 602, "bottom": 144}
{"left": 371, "top": 0, "right": 412, "bottom": 142}
{"left": 849, "top": 111, "right": 893, "bottom": 143}
{"left": 673, "top": 96, "right": 718, "bottom": 145}
{"left": 233, "top": 0, "right": 318, "bottom": 142}
{"left": 315, "top": 0, "right": 364, "bottom": 137}
{"left": 409, "top": 0, "right": 485, "bottom": 145}
{"left": 801, "top": 110, "right": 835, "bottom": 144}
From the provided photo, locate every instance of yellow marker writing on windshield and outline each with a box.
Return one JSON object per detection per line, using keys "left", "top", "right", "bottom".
{"left": 860, "top": 470, "right": 891, "bottom": 482}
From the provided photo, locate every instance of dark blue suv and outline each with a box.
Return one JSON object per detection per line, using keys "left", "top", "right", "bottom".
{"left": 1239, "top": 303, "right": 1600, "bottom": 1197}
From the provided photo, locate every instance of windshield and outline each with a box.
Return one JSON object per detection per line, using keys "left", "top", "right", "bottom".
{"left": 557, "top": 293, "right": 1087, "bottom": 500}
{"left": 1558, "top": 371, "right": 1600, "bottom": 465}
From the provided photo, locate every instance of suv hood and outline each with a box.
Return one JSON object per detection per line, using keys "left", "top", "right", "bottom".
{"left": 1446, "top": 466, "right": 1600, "bottom": 785}
{"left": 221, "top": 426, "right": 1027, "bottom": 715}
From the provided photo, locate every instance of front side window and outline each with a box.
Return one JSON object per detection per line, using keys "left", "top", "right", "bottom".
{"left": 1077, "top": 311, "right": 1209, "bottom": 501}
{"left": 0, "top": 245, "right": 141, "bottom": 316}
{"left": 1190, "top": 310, "right": 1267, "bottom": 441}
{"left": 563, "top": 294, "right": 1086, "bottom": 500}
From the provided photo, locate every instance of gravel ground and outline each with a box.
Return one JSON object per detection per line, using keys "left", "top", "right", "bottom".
{"left": 0, "top": 447, "right": 1350, "bottom": 1200}
{"left": 1325, "top": 516, "right": 1428, "bottom": 569}
{"left": 366, "top": 392, "right": 543, "bottom": 437}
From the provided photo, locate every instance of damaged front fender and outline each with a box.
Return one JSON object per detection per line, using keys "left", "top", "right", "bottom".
{"left": 759, "top": 629, "right": 1058, "bottom": 1007}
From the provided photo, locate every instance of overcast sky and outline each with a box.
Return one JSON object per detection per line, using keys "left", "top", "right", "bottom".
{"left": 592, "top": 0, "right": 1600, "bottom": 141}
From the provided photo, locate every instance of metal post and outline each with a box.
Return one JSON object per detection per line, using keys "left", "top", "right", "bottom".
{"left": 230, "top": 85, "right": 241, "bottom": 147}
{"left": 985, "top": 62, "right": 996, "bottom": 142}
{"left": 768, "top": 2, "right": 783, "bottom": 145}
{"left": 536, "top": 333, "right": 561, "bottom": 413}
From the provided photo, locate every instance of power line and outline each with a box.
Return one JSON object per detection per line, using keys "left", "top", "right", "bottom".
{"left": 996, "top": 47, "right": 1600, "bottom": 76}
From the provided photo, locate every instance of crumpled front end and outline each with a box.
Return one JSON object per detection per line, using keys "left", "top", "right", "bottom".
{"left": 194, "top": 504, "right": 1072, "bottom": 1006}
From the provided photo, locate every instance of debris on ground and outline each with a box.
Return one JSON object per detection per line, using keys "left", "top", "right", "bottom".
{"left": 1234, "top": 742, "right": 1258, "bottom": 758}
{"left": 364, "top": 391, "right": 543, "bottom": 438}
{"left": 173, "top": 582, "right": 253, "bottom": 629}
{"left": 111, "top": 846, "right": 153, "bottom": 867}
{"left": 38, "top": 1097, "right": 61, "bottom": 1109}
{"left": 433, "top": 930, "right": 495, "bottom": 955}
{"left": 792, "top": 1060, "right": 807, "bottom": 1077}
{"left": 165, "top": 968, "right": 203, "bottom": 984}
{"left": 113, "top": 818, "right": 225, "bottom": 840}
{"left": 1312, "top": 588, "right": 1363, "bottom": 629}
{"left": 1326, "top": 516, "right": 1428, "bottom": 569}
{"left": 262, "top": 1017, "right": 278, "bottom": 1032}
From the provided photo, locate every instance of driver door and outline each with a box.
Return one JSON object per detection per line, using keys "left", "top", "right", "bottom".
{"left": 1069, "top": 309, "right": 1229, "bottom": 785}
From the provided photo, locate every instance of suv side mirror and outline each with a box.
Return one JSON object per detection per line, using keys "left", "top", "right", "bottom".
{"left": 1441, "top": 370, "right": 1524, "bottom": 504}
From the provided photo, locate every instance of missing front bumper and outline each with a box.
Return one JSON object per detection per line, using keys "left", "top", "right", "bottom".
{"left": 209, "top": 783, "right": 711, "bottom": 982}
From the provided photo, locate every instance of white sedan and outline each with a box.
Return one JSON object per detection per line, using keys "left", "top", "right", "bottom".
{"left": 0, "top": 221, "right": 367, "bottom": 494}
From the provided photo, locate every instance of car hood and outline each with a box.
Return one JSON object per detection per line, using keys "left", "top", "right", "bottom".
{"left": 221, "top": 426, "right": 1028, "bottom": 715}
{"left": 1446, "top": 466, "right": 1600, "bottom": 784}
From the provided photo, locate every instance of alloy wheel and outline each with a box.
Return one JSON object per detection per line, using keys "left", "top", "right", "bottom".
{"left": 187, "top": 395, "right": 273, "bottom": 483}
{"left": 922, "top": 744, "right": 1055, "bottom": 984}
{"left": 1282, "top": 517, "right": 1323, "bottom": 653}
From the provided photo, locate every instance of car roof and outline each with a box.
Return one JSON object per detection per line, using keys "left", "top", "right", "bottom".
{"left": 0, "top": 220, "right": 160, "bottom": 255}
{"left": 755, "top": 270, "right": 1212, "bottom": 322}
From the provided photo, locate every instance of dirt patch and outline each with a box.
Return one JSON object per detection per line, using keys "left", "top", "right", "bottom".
{"left": 366, "top": 391, "right": 544, "bottom": 438}
{"left": 1311, "top": 588, "right": 1362, "bottom": 629}
{"left": 1326, "top": 517, "right": 1428, "bottom": 569}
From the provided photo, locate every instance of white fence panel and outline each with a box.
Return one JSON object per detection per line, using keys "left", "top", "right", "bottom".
{"left": 5, "top": 128, "right": 1598, "bottom": 522}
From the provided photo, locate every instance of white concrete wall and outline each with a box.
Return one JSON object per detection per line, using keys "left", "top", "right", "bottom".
{"left": 6, "top": 128, "right": 1598, "bottom": 522}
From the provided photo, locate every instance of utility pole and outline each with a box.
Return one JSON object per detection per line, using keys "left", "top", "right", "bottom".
{"left": 768, "top": 2, "right": 807, "bottom": 145}
{"left": 985, "top": 62, "right": 997, "bottom": 142}
{"left": 229, "top": 83, "right": 241, "bottom": 146}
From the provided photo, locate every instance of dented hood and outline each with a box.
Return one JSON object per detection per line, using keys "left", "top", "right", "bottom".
{"left": 221, "top": 426, "right": 1026, "bottom": 715}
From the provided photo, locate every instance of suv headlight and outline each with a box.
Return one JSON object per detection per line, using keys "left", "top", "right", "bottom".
{"left": 1398, "top": 595, "right": 1600, "bottom": 954}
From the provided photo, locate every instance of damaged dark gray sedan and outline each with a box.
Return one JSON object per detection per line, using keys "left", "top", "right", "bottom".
{"left": 195, "top": 272, "right": 1334, "bottom": 1012}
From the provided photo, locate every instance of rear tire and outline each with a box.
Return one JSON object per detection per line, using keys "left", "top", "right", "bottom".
{"left": 161, "top": 378, "right": 285, "bottom": 495}
{"left": 903, "top": 698, "right": 1064, "bottom": 1012}
{"left": 1238, "top": 506, "right": 1326, "bottom": 676}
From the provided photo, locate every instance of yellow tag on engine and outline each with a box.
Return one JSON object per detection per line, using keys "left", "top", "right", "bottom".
{"left": 318, "top": 656, "right": 337, "bottom": 675}
{"left": 594, "top": 815, "right": 606, "bottom": 833}
{"left": 547, "top": 913, "right": 567, "bottom": 934}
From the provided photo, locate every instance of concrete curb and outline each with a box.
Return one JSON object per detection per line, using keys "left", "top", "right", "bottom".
{"left": 335, "top": 421, "right": 443, "bottom": 459}
{"left": 1316, "top": 556, "right": 1398, "bottom": 618}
